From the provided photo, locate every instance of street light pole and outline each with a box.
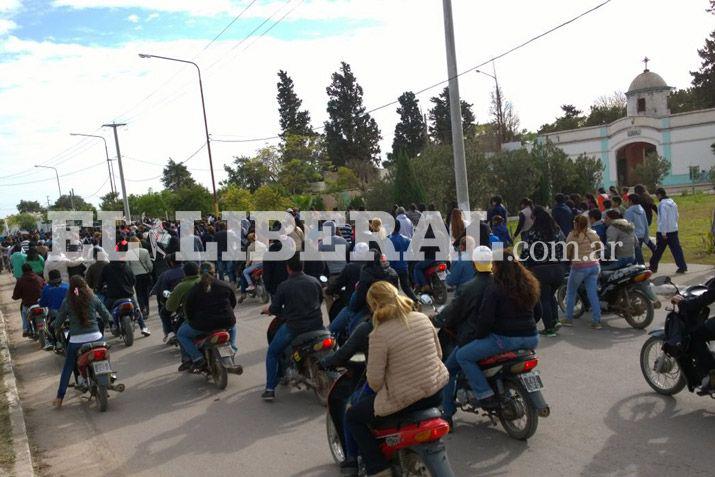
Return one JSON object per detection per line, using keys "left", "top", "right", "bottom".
{"left": 441, "top": 0, "right": 470, "bottom": 211}
{"left": 102, "top": 123, "right": 131, "bottom": 221}
{"left": 475, "top": 66, "right": 504, "bottom": 151}
{"left": 139, "top": 53, "right": 219, "bottom": 216}
{"left": 70, "top": 133, "right": 116, "bottom": 194}
{"left": 34, "top": 165, "right": 62, "bottom": 198}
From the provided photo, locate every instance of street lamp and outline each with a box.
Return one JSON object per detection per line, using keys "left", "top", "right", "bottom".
{"left": 139, "top": 53, "right": 219, "bottom": 216}
{"left": 34, "top": 165, "right": 62, "bottom": 197}
{"left": 70, "top": 133, "right": 116, "bottom": 194}
{"left": 475, "top": 67, "right": 504, "bottom": 151}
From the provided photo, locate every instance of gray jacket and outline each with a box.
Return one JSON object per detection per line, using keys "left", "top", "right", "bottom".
{"left": 55, "top": 294, "right": 112, "bottom": 337}
{"left": 606, "top": 219, "right": 636, "bottom": 259}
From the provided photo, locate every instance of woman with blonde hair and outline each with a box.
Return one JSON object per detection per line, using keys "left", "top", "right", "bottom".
{"left": 562, "top": 214, "right": 603, "bottom": 329}
{"left": 345, "top": 281, "right": 448, "bottom": 476}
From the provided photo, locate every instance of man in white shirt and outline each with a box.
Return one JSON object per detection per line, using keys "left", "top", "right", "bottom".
{"left": 649, "top": 188, "right": 687, "bottom": 274}
{"left": 395, "top": 207, "right": 414, "bottom": 238}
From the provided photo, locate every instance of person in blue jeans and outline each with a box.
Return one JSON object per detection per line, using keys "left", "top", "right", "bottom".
{"left": 53, "top": 276, "right": 112, "bottom": 408}
{"left": 261, "top": 254, "right": 325, "bottom": 401}
{"left": 456, "top": 249, "right": 541, "bottom": 409}
{"left": 562, "top": 215, "right": 603, "bottom": 329}
{"left": 39, "top": 269, "right": 69, "bottom": 350}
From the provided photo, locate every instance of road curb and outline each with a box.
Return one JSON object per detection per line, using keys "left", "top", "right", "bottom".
{"left": 0, "top": 308, "right": 35, "bottom": 477}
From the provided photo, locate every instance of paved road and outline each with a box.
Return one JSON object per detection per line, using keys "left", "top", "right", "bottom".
{"left": 2, "top": 264, "right": 714, "bottom": 477}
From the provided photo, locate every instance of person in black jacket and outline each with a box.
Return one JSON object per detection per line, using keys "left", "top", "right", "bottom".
{"left": 261, "top": 254, "right": 324, "bottom": 401}
{"left": 177, "top": 262, "right": 237, "bottom": 371}
{"left": 325, "top": 255, "right": 363, "bottom": 323}
{"left": 262, "top": 237, "right": 289, "bottom": 300}
{"left": 97, "top": 250, "right": 150, "bottom": 336}
{"left": 433, "top": 246, "right": 494, "bottom": 422}
{"left": 456, "top": 249, "right": 541, "bottom": 409}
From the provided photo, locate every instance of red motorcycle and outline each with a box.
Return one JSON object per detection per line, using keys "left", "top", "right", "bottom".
{"left": 246, "top": 269, "right": 270, "bottom": 304}
{"left": 73, "top": 341, "right": 124, "bottom": 412}
{"left": 326, "top": 355, "right": 455, "bottom": 476}
{"left": 423, "top": 263, "right": 449, "bottom": 305}
{"left": 190, "top": 330, "right": 243, "bottom": 390}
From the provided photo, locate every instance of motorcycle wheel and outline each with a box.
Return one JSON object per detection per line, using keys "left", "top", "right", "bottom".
{"left": 556, "top": 284, "right": 585, "bottom": 319}
{"left": 258, "top": 284, "right": 270, "bottom": 304}
{"left": 96, "top": 383, "right": 109, "bottom": 412}
{"left": 308, "top": 357, "right": 331, "bottom": 406}
{"left": 121, "top": 315, "right": 134, "bottom": 347}
{"left": 640, "top": 335, "right": 686, "bottom": 395}
{"left": 498, "top": 378, "right": 539, "bottom": 441}
{"left": 38, "top": 331, "right": 47, "bottom": 350}
{"left": 210, "top": 352, "right": 228, "bottom": 390}
{"left": 326, "top": 413, "right": 346, "bottom": 465}
{"left": 431, "top": 277, "right": 448, "bottom": 305}
{"left": 623, "top": 289, "right": 654, "bottom": 329}
{"left": 399, "top": 449, "right": 433, "bottom": 477}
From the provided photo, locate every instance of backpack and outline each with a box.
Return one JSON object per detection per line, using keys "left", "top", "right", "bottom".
{"left": 662, "top": 311, "right": 690, "bottom": 358}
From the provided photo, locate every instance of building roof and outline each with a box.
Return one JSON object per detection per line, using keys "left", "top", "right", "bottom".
{"left": 627, "top": 70, "right": 670, "bottom": 94}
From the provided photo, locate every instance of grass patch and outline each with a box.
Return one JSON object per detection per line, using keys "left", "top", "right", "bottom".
{"left": 0, "top": 354, "right": 14, "bottom": 473}
{"left": 648, "top": 192, "right": 715, "bottom": 266}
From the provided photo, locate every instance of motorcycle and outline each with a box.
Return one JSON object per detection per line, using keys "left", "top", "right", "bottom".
{"left": 640, "top": 277, "right": 715, "bottom": 397}
{"left": 71, "top": 341, "right": 125, "bottom": 412}
{"left": 449, "top": 348, "right": 549, "bottom": 441}
{"left": 247, "top": 268, "right": 270, "bottom": 304}
{"left": 267, "top": 317, "right": 337, "bottom": 405}
{"left": 189, "top": 329, "right": 243, "bottom": 390}
{"left": 556, "top": 264, "right": 657, "bottom": 329}
{"left": 111, "top": 299, "right": 137, "bottom": 347}
{"left": 326, "top": 354, "right": 455, "bottom": 476}
{"left": 26, "top": 304, "right": 48, "bottom": 350}
{"left": 418, "top": 262, "right": 449, "bottom": 306}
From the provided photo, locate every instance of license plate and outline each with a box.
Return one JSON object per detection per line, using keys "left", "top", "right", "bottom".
{"left": 519, "top": 371, "right": 543, "bottom": 392}
{"left": 92, "top": 361, "right": 112, "bottom": 374}
{"left": 218, "top": 345, "right": 233, "bottom": 358}
{"left": 438, "top": 271, "right": 447, "bottom": 280}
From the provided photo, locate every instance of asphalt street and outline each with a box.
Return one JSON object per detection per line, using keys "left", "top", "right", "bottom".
{"left": 2, "top": 264, "right": 714, "bottom": 477}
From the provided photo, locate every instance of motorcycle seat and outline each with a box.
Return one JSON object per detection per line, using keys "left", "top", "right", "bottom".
{"left": 291, "top": 329, "right": 331, "bottom": 347}
{"left": 79, "top": 341, "right": 108, "bottom": 353}
{"left": 478, "top": 349, "right": 535, "bottom": 367}
{"left": 372, "top": 407, "right": 444, "bottom": 430}
{"left": 194, "top": 330, "right": 231, "bottom": 348}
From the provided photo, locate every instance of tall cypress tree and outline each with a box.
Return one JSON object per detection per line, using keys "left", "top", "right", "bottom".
{"left": 691, "top": 25, "right": 715, "bottom": 108}
{"left": 390, "top": 91, "right": 426, "bottom": 161}
{"left": 428, "top": 87, "right": 476, "bottom": 145}
{"left": 324, "top": 62, "right": 382, "bottom": 171}
{"left": 277, "top": 70, "right": 313, "bottom": 139}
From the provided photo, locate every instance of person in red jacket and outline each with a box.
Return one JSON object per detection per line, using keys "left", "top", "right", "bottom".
{"left": 12, "top": 263, "right": 46, "bottom": 337}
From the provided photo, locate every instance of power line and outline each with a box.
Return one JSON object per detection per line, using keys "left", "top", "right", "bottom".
{"left": 0, "top": 161, "right": 106, "bottom": 187}
{"left": 85, "top": 177, "right": 110, "bottom": 199}
{"left": 126, "top": 143, "right": 207, "bottom": 182}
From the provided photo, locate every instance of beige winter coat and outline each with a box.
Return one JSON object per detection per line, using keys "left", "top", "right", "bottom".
{"left": 565, "top": 229, "right": 603, "bottom": 263}
{"left": 367, "top": 311, "right": 449, "bottom": 416}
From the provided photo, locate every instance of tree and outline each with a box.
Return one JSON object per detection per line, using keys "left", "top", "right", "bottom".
{"left": 669, "top": 88, "right": 706, "bottom": 114}
{"left": 632, "top": 152, "right": 671, "bottom": 192}
{"left": 488, "top": 150, "right": 542, "bottom": 212}
{"left": 489, "top": 86, "right": 521, "bottom": 144}
{"left": 390, "top": 91, "right": 426, "bottom": 162}
{"left": 691, "top": 30, "right": 715, "bottom": 108}
{"left": 280, "top": 134, "right": 326, "bottom": 173}
{"left": 325, "top": 166, "right": 361, "bottom": 193}
{"left": 429, "top": 87, "right": 476, "bottom": 145}
{"left": 6, "top": 213, "right": 38, "bottom": 231}
{"left": 169, "top": 183, "right": 213, "bottom": 214}
{"left": 16, "top": 200, "right": 43, "bottom": 214}
{"left": 50, "top": 194, "right": 94, "bottom": 211}
{"left": 252, "top": 185, "right": 292, "bottom": 211}
{"left": 219, "top": 185, "right": 254, "bottom": 211}
{"left": 162, "top": 159, "right": 195, "bottom": 192}
{"left": 222, "top": 147, "right": 280, "bottom": 192}
{"left": 538, "top": 104, "right": 585, "bottom": 134}
{"left": 584, "top": 92, "right": 627, "bottom": 126}
{"left": 277, "top": 70, "right": 313, "bottom": 139}
{"left": 391, "top": 152, "right": 425, "bottom": 205}
{"left": 279, "top": 159, "right": 322, "bottom": 195}
{"left": 324, "top": 62, "right": 382, "bottom": 171}
{"left": 130, "top": 190, "right": 172, "bottom": 218}
{"left": 99, "top": 192, "right": 123, "bottom": 211}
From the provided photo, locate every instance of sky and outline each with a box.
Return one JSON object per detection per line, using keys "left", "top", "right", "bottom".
{"left": 0, "top": 0, "right": 713, "bottom": 216}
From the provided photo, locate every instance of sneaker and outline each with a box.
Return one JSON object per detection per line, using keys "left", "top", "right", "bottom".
{"left": 559, "top": 319, "right": 574, "bottom": 327}
{"left": 237, "top": 293, "right": 246, "bottom": 304}
{"left": 191, "top": 358, "right": 206, "bottom": 372}
{"left": 163, "top": 331, "right": 175, "bottom": 344}
{"left": 246, "top": 285, "right": 256, "bottom": 292}
{"left": 261, "top": 389, "right": 275, "bottom": 401}
{"left": 554, "top": 321, "right": 562, "bottom": 331}
{"left": 675, "top": 268, "right": 688, "bottom": 274}
{"left": 178, "top": 361, "right": 192, "bottom": 372}
{"left": 22, "top": 331, "right": 29, "bottom": 338}
{"left": 141, "top": 327, "right": 151, "bottom": 337}
{"left": 43, "top": 343, "right": 54, "bottom": 351}
{"left": 539, "top": 329, "right": 558, "bottom": 337}
{"left": 591, "top": 322, "right": 603, "bottom": 330}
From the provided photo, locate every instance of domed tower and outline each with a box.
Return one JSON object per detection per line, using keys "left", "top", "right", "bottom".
{"left": 626, "top": 59, "right": 672, "bottom": 117}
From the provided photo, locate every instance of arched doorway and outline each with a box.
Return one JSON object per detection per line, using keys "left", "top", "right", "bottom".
{"left": 616, "top": 142, "right": 657, "bottom": 186}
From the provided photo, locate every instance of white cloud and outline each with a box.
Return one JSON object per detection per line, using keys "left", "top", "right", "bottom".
{"left": 127, "top": 13, "right": 139, "bottom": 23}
{"left": 146, "top": 12, "right": 159, "bottom": 21}
{"left": 0, "top": 18, "right": 16, "bottom": 34}
{"left": 0, "top": 0, "right": 21, "bottom": 14}
{"left": 1, "top": 0, "right": 712, "bottom": 216}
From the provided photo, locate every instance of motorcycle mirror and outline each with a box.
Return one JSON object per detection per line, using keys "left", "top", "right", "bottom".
{"left": 162, "top": 290, "right": 171, "bottom": 299}
{"left": 419, "top": 294, "right": 433, "bottom": 306}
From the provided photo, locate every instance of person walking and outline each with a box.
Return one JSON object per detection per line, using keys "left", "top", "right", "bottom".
{"left": 552, "top": 194, "right": 574, "bottom": 236}
{"left": 649, "top": 188, "right": 687, "bottom": 274}
{"left": 127, "top": 236, "right": 154, "bottom": 317}
{"left": 562, "top": 215, "right": 603, "bottom": 329}
{"left": 624, "top": 195, "right": 649, "bottom": 265}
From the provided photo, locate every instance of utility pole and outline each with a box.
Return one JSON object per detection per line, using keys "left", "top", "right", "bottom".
{"left": 102, "top": 123, "right": 131, "bottom": 221}
{"left": 70, "top": 133, "right": 116, "bottom": 195}
{"left": 34, "top": 165, "right": 62, "bottom": 199}
{"left": 476, "top": 64, "right": 504, "bottom": 151}
{"left": 442, "top": 0, "right": 470, "bottom": 211}
{"left": 46, "top": 196, "right": 50, "bottom": 208}
{"left": 69, "top": 189, "right": 76, "bottom": 210}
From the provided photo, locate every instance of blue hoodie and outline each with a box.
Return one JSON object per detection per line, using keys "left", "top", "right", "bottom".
{"left": 39, "top": 282, "right": 69, "bottom": 311}
{"left": 624, "top": 204, "right": 649, "bottom": 240}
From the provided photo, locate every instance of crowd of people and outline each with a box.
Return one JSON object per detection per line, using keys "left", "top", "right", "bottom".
{"left": 0, "top": 182, "right": 700, "bottom": 477}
